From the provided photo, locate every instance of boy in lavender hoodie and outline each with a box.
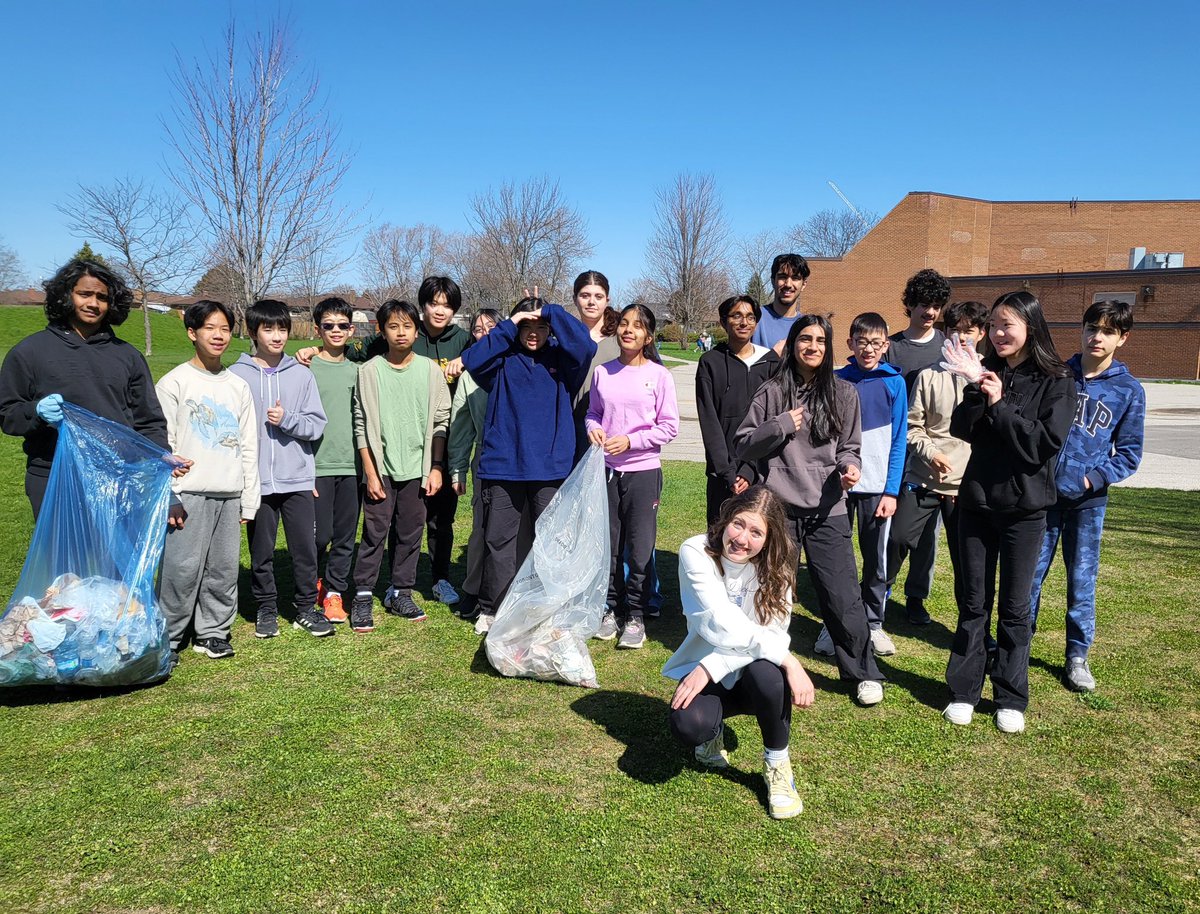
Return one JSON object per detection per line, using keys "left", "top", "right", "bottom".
{"left": 229, "top": 300, "right": 332, "bottom": 640}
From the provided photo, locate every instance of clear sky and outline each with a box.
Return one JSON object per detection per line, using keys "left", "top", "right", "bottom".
{"left": 3, "top": 0, "right": 1199, "bottom": 295}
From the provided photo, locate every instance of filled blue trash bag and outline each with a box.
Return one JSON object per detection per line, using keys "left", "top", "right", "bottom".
{"left": 0, "top": 402, "right": 175, "bottom": 687}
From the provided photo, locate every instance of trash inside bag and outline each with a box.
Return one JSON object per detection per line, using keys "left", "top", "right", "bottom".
{"left": 485, "top": 446, "right": 609, "bottom": 688}
{"left": 0, "top": 403, "right": 175, "bottom": 687}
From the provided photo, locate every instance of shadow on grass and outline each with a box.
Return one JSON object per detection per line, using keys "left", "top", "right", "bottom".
{"left": 0, "top": 677, "right": 168, "bottom": 708}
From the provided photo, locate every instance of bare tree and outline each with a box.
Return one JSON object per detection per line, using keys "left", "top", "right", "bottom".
{"left": 642, "top": 173, "right": 732, "bottom": 346}
{"left": 467, "top": 175, "right": 592, "bottom": 306}
{"left": 58, "top": 179, "right": 197, "bottom": 355}
{"left": 786, "top": 208, "right": 880, "bottom": 258}
{"left": 0, "top": 237, "right": 25, "bottom": 290}
{"left": 288, "top": 229, "right": 358, "bottom": 319}
{"left": 359, "top": 223, "right": 447, "bottom": 307}
{"left": 165, "top": 20, "right": 356, "bottom": 330}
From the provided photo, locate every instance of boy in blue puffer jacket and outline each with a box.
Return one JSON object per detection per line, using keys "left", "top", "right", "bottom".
{"left": 1030, "top": 299, "right": 1144, "bottom": 693}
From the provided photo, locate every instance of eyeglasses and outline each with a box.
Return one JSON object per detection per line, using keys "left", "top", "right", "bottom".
{"left": 320, "top": 322, "right": 351, "bottom": 331}
{"left": 726, "top": 314, "right": 758, "bottom": 325}
{"left": 853, "top": 338, "right": 888, "bottom": 351}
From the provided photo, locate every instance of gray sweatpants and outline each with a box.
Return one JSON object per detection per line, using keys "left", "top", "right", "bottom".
{"left": 160, "top": 493, "right": 243, "bottom": 647}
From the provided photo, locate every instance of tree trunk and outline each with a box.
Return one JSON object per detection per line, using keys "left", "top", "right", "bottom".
{"left": 141, "top": 285, "right": 153, "bottom": 356}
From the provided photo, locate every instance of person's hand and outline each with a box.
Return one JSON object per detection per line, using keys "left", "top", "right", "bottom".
{"left": 266, "top": 400, "right": 285, "bottom": 426}
{"left": 588, "top": 428, "right": 607, "bottom": 447}
{"left": 425, "top": 466, "right": 443, "bottom": 497}
{"left": 169, "top": 455, "right": 193, "bottom": 479}
{"left": 168, "top": 503, "right": 187, "bottom": 530}
{"left": 522, "top": 284, "right": 541, "bottom": 299}
{"left": 452, "top": 481, "right": 466, "bottom": 496}
{"left": 782, "top": 654, "right": 815, "bottom": 708}
{"left": 445, "top": 357, "right": 465, "bottom": 380}
{"left": 840, "top": 464, "right": 861, "bottom": 490}
{"left": 733, "top": 475, "right": 750, "bottom": 495}
{"left": 36, "top": 394, "right": 64, "bottom": 426}
{"left": 1083, "top": 477, "right": 1092, "bottom": 491}
{"left": 875, "top": 494, "right": 897, "bottom": 519}
{"left": 511, "top": 309, "right": 543, "bottom": 325}
{"left": 930, "top": 452, "right": 954, "bottom": 479}
{"left": 979, "top": 370, "right": 1003, "bottom": 406}
{"left": 939, "top": 332, "right": 984, "bottom": 383}
{"left": 365, "top": 475, "right": 386, "bottom": 502}
{"left": 670, "top": 664, "right": 712, "bottom": 711}
{"left": 603, "top": 435, "right": 631, "bottom": 456}
{"left": 784, "top": 406, "right": 804, "bottom": 433}
{"left": 295, "top": 346, "right": 320, "bottom": 367}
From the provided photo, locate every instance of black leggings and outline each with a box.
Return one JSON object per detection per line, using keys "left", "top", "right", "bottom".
{"left": 669, "top": 659, "right": 792, "bottom": 751}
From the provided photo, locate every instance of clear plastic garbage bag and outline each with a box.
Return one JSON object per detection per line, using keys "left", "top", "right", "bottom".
{"left": 0, "top": 402, "right": 175, "bottom": 687}
{"left": 485, "top": 445, "right": 610, "bottom": 688}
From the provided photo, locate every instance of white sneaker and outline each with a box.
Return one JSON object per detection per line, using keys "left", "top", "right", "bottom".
{"left": 763, "top": 758, "right": 804, "bottom": 819}
{"left": 474, "top": 613, "right": 494, "bottom": 636}
{"left": 813, "top": 625, "right": 835, "bottom": 656}
{"left": 694, "top": 725, "right": 729, "bottom": 768}
{"left": 856, "top": 680, "right": 884, "bottom": 706}
{"left": 995, "top": 708, "right": 1026, "bottom": 734}
{"left": 870, "top": 628, "right": 897, "bottom": 656}
{"left": 943, "top": 702, "right": 974, "bottom": 726}
{"left": 432, "top": 579, "right": 460, "bottom": 605}
{"left": 1065, "top": 657, "right": 1096, "bottom": 693}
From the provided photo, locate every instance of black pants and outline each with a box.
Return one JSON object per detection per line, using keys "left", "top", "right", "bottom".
{"left": 789, "top": 511, "right": 882, "bottom": 683}
{"left": 669, "top": 659, "right": 792, "bottom": 751}
{"left": 885, "top": 485, "right": 940, "bottom": 600}
{"left": 946, "top": 506, "right": 1045, "bottom": 712}
{"left": 705, "top": 475, "right": 733, "bottom": 527}
{"left": 354, "top": 477, "right": 425, "bottom": 595}
{"left": 422, "top": 483, "right": 459, "bottom": 582}
{"left": 25, "top": 471, "right": 48, "bottom": 521}
{"left": 606, "top": 468, "right": 662, "bottom": 621}
{"left": 247, "top": 491, "right": 319, "bottom": 614}
{"left": 479, "top": 479, "right": 561, "bottom": 616}
{"left": 315, "top": 475, "right": 360, "bottom": 595}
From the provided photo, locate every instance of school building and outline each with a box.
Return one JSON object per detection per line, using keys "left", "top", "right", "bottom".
{"left": 803, "top": 192, "right": 1200, "bottom": 379}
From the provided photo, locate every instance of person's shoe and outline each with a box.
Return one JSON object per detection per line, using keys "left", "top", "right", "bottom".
{"left": 168, "top": 650, "right": 180, "bottom": 672}
{"left": 617, "top": 617, "right": 646, "bottom": 649}
{"left": 905, "top": 598, "right": 932, "bottom": 625}
{"left": 763, "top": 758, "right": 804, "bottom": 819}
{"left": 383, "top": 591, "right": 427, "bottom": 621}
{"left": 454, "top": 592, "right": 479, "bottom": 620}
{"left": 594, "top": 611, "right": 619, "bottom": 641}
{"left": 349, "top": 595, "right": 375, "bottom": 633}
{"left": 695, "top": 725, "right": 729, "bottom": 768}
{"left": 316, "top": 578, "right": 327, "bottom": 608}
{"left": 294, "top": 608, "right": 336, "bottom": 637}
{"left": 432, "top": 578, "right": 460, "bottom": 606}
{"left": 943, "top": 702, "right": 974, "bottom": 726}
{"left": 1065, "top": 656, "right": 1096, "bottom": 693}
{"left": 856, "top": 680, "right": 884, "bottom": 706}
{"left": 870, "top": 628, "right": 897, "bottom": 656}
{"left": 255, "top": 607, "right": 279, "bottom": 639}
{"left": 474, "top": 613, "right": 495, "bottom": 635}
{"left": 192, "top": 637, "right": 235, "bottom": 659}
{"left": 995, "top": 708, "right": 1026, "bottom": 734}
{"left": 322, "top": 592, "right": 347, "bottom": 624}
{"left": 813, "top": 625, "right": 835, "bottom": 656}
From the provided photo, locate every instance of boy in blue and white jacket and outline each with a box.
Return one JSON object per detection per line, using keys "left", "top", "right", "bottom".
{"left": 815, "top": 312, "right": 907, "bottom": 657}
{"left": 1030, "top": 299, "right": 1144, "bottom": 693}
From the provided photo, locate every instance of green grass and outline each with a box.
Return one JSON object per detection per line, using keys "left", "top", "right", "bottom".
{"left": 0, "top": 308, "right": 1197, "bottom": 912}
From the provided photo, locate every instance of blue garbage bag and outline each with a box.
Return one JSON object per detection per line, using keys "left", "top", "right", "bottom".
{"left": 0, "top": 402, "right": 175, "bottom": 687}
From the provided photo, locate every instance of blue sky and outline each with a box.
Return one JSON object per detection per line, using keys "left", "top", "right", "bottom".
{"left": 3, "top": 0, "right": 1199, "bottom": 295}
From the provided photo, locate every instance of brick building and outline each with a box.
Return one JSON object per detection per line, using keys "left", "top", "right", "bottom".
{"left": 802, "top": 192, "right": 1200, "bottom": 378}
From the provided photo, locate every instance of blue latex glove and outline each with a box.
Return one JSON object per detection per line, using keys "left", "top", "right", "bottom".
{"left": 36, "top": 394, "right": 64, "bottom": 426}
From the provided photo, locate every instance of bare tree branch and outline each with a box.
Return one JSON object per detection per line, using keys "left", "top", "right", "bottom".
{"left": 0, "top": 238, "right": 26, "bottom": 291}
{"left": 786, "top": 208, "right": 880, "bottom": 258}
{"left": 359, "top": 223, "right": 448, "bottom": 308}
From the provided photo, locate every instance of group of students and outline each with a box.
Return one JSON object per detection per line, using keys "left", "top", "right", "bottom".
{"left": 675, "top": 256, "right": 1144, "bottom": 817}
{"left": 0, "top": 254, "right": 1145, "bottom": 820}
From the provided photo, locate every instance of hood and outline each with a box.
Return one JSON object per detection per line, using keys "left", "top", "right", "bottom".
{"left": 232, "top": 352, "right": 301, "bottom": 374}
{"left": 48, "top": 322, "right": 116, "bottom": 348}
{"left": 839, "top": 357, "right": 902, "bottom": 381}
{"left": 420, "top": 322, "right": 469, "bottom": 345}
{"left": 1068, "top": 353, "right": 1130, "bottom": 382}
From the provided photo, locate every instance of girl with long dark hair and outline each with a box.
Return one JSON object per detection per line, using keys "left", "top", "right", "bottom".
{"left": 943, "top": 291, "right": 1075, "bottom": 733}
{"left": 570, "top": 270, "right": 622, "bottom": 461}
{"left": 735, "top": 315, "right": 885, "bottom": 705}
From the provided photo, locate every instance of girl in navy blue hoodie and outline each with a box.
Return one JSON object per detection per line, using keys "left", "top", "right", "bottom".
{"left": 944, "top": 291, "right": 1076, "bottom": 734}
{"left": 461, "top": 297, "right": 596, "bottom": 632}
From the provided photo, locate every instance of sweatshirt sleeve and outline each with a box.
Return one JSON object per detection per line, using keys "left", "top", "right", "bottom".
{"left": 695, "top": 357, "right": 734, "bottom": 486}
{"left": 836, "top": 384, "right": 863, "bottom": 472}
{"left": 461, "top": 320, "right": 518, "bottom": 390}
{"left": 352, "top": 366, "right": 369, "bottom": 451}
{"left": 951, "top": 383, "right": 988, "bottom": 442}
{"left": 0, "top": 344, "right": 42, "bottom": 438}
{"left": 628, "top": 368, "right": 679, "bottom": 451}
{"left": 907, "top": 370, "right": 936, "bottom": 462}
{"left": 430, "top": 364, "right": 451, "bottom": 439}
{"left": 584, "top": 367, "right": 604, "bottom": 433}
{"left": 884, "top": 375, "right": 908, "bottom": 495}
{"left": 238, "top": 386, "right": 262, "bottom": 519}
{"left": 1086, "top": 381, "right": 1146, "bottom": 490}
{"left": 734, "top": 387, "right": 794, "bottom": 460}
{"left": 447, "top": 378, "right": 476, "bottom": 487}
{"left": 278, "top": 370, "right": 328, "bottom": 442}
{"left": 988, "top": 374, "right": 1076, "bottom": 467}
{"left": 679, "top": 541, "right": 791, "bottom": 667}
{"left": 545, "top": 303, "right": 597, "bottom": 395}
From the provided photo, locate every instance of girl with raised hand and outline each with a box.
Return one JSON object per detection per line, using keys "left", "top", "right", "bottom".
{"left": 734, "top": 315, "right": 885, "bottom": 706}
{"left": 664, "top": 486, "right": 815, "bottom": 820}
{"left": 585, "top": 304, "right": 679, "bottom": 649}
{"left": 943, "top": 291, "right": 1075, "bottom": 734}
{"left": 461, "top": 296, "right": 597, "bottom": 634}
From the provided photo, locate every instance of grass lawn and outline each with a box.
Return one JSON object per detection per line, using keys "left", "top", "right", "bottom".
{"left": 0, "top": 307, "right": 1197, "bottom": 912}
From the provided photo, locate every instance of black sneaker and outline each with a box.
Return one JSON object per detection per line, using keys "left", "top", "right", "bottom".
{"left": 350, "top": 595, "right": 375, "bottom": 633}
{"left": 193, "top": 637, "right": 235, "bottom": 659}
{"left": 293, "top": 608, "right": 336, "bottom": 637}
{"left": 255, "top": 607, "right": 280, "bottom": 639}
{"left": 905, "top": 598, "right": 932, "bottom": 625}
{"left": 168, "top": 650, "right": 180, "bottom": 671}
{"left": 383, "top": 590, "right": 427, "bottom": 621}
{"left": 454, "top": 592, "right": 480, "bottom": 620}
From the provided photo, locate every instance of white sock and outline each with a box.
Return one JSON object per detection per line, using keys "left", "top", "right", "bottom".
{"left": 357, "top": 590, "right": 372, "bottom": 597}
{"left": 764, "top": 747, "right": 789, "bottom": 765}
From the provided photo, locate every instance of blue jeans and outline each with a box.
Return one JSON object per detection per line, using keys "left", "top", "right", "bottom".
{"left": 1030, "top": 502, "right": 1107, "bottom": 661}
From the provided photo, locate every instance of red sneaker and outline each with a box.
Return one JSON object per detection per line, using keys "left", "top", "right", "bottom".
{"left": 323, "top": 592, "right": 347, "bottom": 624}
